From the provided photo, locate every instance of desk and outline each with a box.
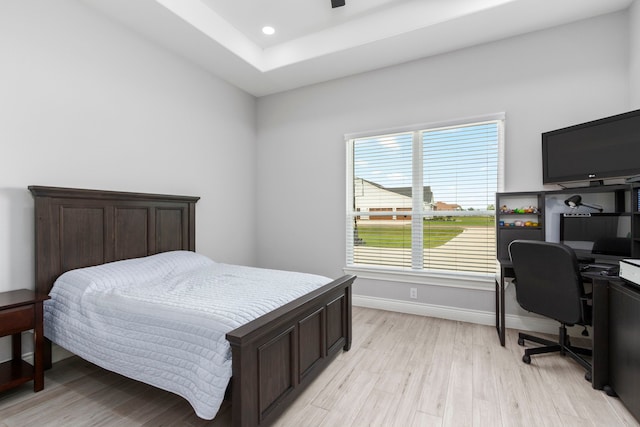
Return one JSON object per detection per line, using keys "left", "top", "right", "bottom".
{"left": 592, "top": 277, "right": 640, "bottom": 421}
{"left": 495, "top": 261, "right": 640, "bottom": 421}
{"left": 495, "top": 258, "right": 612, "bottom": 347}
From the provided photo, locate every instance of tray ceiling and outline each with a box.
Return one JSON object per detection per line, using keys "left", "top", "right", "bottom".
{"left": 81, "top": 0, "right": 633, "bottom": 96}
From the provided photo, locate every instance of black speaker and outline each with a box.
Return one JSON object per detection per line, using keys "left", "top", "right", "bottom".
{"left": 331, "top": 0, "right": 345, "bottom": 8}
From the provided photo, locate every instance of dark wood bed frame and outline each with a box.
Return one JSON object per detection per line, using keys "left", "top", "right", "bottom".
{"left": 29, "top": 186, "right": 355, "bottom": 427}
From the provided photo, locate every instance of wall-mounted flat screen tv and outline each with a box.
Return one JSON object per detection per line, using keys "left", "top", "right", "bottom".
{"left": 542, "top": 109, "right": 640, "bottom": 185}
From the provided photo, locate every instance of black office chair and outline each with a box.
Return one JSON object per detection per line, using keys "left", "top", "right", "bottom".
{"left": 508, "top": 240, "right": 592, "bottom": 381}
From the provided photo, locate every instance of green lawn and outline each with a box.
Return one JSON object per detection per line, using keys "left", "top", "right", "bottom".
{"left": 355, "top": 216, "right": 494, "bottom": 249}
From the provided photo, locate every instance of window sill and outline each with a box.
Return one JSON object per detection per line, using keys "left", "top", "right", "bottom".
{"left": 343, "top": 265, "right": 495, "bottom": 290}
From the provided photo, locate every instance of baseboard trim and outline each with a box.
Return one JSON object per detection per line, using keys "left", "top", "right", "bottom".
{"left": 352, "top": 294, "right": 563, "bottom": 335}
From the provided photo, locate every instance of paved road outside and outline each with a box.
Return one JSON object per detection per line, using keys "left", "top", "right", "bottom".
{"left": 353, "top": 226, "right": 495, "bottom": 273}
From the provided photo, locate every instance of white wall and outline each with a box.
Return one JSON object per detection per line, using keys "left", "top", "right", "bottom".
{"left": 256, "top": 12, "right": 630, "bottom": 320}
{"left": 0, "top": 1, "right": 257, "bottom": 290}
{"left": 1, "top": 1, "right": 636, "bottom": 361}
{"left": 631, "top": 0, "right": 640, "bottom": 108}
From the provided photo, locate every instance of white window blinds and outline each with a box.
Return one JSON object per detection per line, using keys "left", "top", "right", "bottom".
{"left": 346, "top": 116, "right": 502, "bottom": 277}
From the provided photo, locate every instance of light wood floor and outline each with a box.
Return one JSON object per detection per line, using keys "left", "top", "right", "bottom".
{"left": 0, "top": 307, "right": 637, "bottom": 426}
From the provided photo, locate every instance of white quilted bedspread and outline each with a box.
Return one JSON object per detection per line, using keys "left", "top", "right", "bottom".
{"left": 44, "top": 251, "right": 331, "bottom": 420}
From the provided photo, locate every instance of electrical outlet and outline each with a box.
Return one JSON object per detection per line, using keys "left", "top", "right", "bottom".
{"left": 410, "top": 287, "right": 417, "bottom": 299}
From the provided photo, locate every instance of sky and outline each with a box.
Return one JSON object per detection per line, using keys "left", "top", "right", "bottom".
{"left": 353, "top": 121, "right": 499, "bottom": 210}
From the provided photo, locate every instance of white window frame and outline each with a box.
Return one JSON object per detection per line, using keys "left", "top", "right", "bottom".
{"left": 344, "top": 113, "right": 505, "bottom": 290}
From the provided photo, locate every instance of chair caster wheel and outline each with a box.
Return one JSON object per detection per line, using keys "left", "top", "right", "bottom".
{"left": 522, "top": 354, "right": 531, "bottom": 364}
{"left": 585, "top": 371, "right": 592, "bottom": 382}
{"left": 518, "top": 337, "right": 525, "bottom": 346}
{"left": 603, "top": 385, "right": 617, "bottom": 397}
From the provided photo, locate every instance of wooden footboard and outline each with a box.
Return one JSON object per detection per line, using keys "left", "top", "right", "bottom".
{"left": 226, "top": 274, "right": 355, "bottom": 427}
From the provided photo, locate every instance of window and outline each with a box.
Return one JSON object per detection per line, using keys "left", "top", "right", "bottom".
{"left": 346, "top": 115, "right": 504, "bottom": 286}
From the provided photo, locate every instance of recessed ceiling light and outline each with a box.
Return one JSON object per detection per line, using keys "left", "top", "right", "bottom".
{"left": 262, "top": 26, "right": 275, "bottom": 36}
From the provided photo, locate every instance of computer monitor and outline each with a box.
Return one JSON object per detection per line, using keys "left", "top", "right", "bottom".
{"left": 560, "top": 213, "right": 631, "bottom": 259}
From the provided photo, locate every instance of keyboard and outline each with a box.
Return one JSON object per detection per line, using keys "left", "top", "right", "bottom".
{"left": 580, "top": 263, "right": 619, "bottom": 276}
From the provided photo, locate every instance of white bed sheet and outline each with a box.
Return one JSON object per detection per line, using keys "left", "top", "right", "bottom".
{"left": 44, "top": 251, "right": 331, "bottom": 420}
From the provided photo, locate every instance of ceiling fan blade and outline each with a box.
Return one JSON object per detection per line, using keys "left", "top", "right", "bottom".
{"left": 331, "top": 0, "right": 345, "bottom": 8}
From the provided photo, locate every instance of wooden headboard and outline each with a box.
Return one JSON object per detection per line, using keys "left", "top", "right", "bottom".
{"left": 29, "top": 186, "right": 199, "bottom": 296}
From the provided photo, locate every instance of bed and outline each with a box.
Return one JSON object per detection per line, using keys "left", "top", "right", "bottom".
{"left": 30, "top": 186, "right": 355, "bottom": 426}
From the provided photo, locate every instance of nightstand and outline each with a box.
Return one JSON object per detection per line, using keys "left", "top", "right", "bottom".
{"left": 0, "top": 289, "right": 50, "bottom": 393}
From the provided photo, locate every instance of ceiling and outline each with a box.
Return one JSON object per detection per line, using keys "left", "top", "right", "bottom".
{"left": 81, "top": 0, "right": 633, "bottom": 97}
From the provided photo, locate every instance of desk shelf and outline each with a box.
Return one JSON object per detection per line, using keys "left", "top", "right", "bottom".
{"left": 498, "top": 213, "right": 543, "bottom": 217}
{"left": 498, "top": 184, "right": 640, "bottom": 260}
{"left": 498, "top": 225, "right": 542, "bottom": 230}
{"left": 496, "top": 191, "right": 545, "bottom": 260}
{"left": 495, "top": 184, "right": 640, "bottom": 350}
